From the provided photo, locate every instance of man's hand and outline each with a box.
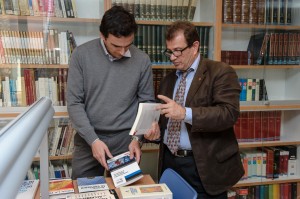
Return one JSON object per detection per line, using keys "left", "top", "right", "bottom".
{"left": 144, "top": 122, "right": 160, "bottom": 140}
{"left": 157, "top": 95, "right": 186, "bottom": 120}
{"left": 91, "top": 139, "right": 113, "bottom": 170}
{"left": 129, "top": 140, "right": 142, "bottom": 163}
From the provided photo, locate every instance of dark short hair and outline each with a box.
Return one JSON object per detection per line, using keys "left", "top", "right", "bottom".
{"left": 166, "top": 21, "right": 200, "bottom": 47}
{"left": 100, "top": 6, "right": 138, "bottom": 38}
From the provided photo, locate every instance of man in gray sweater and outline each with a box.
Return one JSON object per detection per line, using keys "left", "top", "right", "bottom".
{"left": 67, "top": 6, "right": 160, "bottom": 179}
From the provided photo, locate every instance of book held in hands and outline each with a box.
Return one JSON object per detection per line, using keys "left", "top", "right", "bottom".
{"left": 129, "top": 103, "right": 161, "bottom": 135}
{"left": 119, "top": 183, "right": 172, "bottom": 199}
{"left": 107, "top": 151, "right": 143, "bottom": 188}
{"left": 77, "top": 176, "right": 109, "bottom": 193}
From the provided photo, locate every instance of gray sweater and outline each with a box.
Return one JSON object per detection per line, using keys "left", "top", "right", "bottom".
{"left": 67, "top": 38, "right": 154, "bottom": 146}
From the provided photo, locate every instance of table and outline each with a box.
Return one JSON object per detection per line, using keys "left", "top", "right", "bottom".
{"left": 35, "top": 174, "right": 155, "bottom": 198}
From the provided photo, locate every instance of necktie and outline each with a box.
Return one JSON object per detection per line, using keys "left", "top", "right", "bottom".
{"left": 166, "top": 69, "right": 190, "bottom": 154}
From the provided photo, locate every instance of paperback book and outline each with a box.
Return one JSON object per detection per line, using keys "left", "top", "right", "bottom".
{"left": 77, "top": 176, "right": 109, "bottom": 193}
{"left": 107, "top": 151, "right": 143, "bottom": 188}
{"left": 119, "top": 183, "right": 172, "bottom": 199}
{"left": 16, "top": 179, "right": 39, "bottom": 199}
{"left": 129, "top": 103, "right": 161, "bottom": 135}
{"left": 49, "top": 178, "right": 74, "bottom": 195}
{"left": 66, "top": 190, "right": 118, "bottom": 199}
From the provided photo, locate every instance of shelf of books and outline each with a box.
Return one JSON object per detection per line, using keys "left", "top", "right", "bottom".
{"left": 220, "top": 0, "right": 300, "bottom": 196}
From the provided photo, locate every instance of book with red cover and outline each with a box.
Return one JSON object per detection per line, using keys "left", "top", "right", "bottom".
{"left": 268, "top": 111, "right": 276, "bottom": 141}
{"left": 261, "top": 111, "right": 269, "bottom": 141}
{"left": 240, "top": 112, "right": 249, "bottom": 142}
{"left": 275, "top": 111, "right": 281, "bottom": 140}
{"left": 254, "top": 111, "right": 262, "bottom": 141}
{"left": 234, "top": 116, "right": 241, "bottom": 141}
{"left": 248, "top": 112, "right": 255, "bottom": 141}
{"left": 261, "top": 147, "right": 274, "bottom": 179}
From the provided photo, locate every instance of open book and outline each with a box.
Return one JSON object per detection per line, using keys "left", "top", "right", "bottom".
{"left": 107, "top": 151, "right": 143, "bottom": 188}
{"left": 129, "top": 103, "right": 161, "bottom": 135}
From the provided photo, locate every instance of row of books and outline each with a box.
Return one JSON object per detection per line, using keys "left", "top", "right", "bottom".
{"left": 113, "top": 0, "right": 197, "bottom": 21}
{"left": 48, "top": 119, "right": 75, "bottom": 157}
{"left": 234, "top": 111, "right": 281, "bottom": 142}
{"left": 153, "top": 69, "right": 174, "bottom": 97}
{"left": 26, "top": 161, "right": 72, "bottom": 180}
{"left": 134, "top": 25, "right": 210, "bottom": 64}
{"left": 19, "top": 177, "right": 172, "bottom": 199}
{"left": 239, "top": 78, "right": 268, "bottom": 102}
{"left": 240, "top": 145, "right": 297, "bottom": 180}
{"left": 248, "top": 32, "right": 300, "bottom": 65}
{"left": 223, "top": 0, "right": 292, "bottom": 25}
{"left": 0, "top": 29, "right": 76, "bottom": 65}
{"left": 221, "top": 50, "right": 253, "bottom": 65}
{"left": 0, "top": 68, "right": 68, "bottom": 107}
{"left": 228, "top": 182, "right": 299, "bottom": 199}
{"left": 0, "top": 0, "right": 77, "bottom": 18}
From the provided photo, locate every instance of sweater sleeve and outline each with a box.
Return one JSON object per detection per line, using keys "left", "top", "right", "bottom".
{"left": 67, "top": 48, "right": 98, "bottom": 145}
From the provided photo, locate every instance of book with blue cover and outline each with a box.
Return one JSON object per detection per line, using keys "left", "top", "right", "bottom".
{"left": 77, "top": 176, "right": 109, "bottom": 193}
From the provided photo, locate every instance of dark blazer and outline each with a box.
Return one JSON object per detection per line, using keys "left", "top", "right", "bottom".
{"left": 158, "top": 58, "right": 245, "bottom": 195}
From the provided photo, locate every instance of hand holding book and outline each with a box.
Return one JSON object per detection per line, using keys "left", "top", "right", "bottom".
{"left": 143, "top": 122, "right": 160, "bottom": 141}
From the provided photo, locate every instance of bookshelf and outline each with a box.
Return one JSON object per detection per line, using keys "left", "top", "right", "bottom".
{"left": 1, "top": 0, "right": 299, "bottom": 196}
{"left": 219, "top": 0, "right": 300, "bottom": 197}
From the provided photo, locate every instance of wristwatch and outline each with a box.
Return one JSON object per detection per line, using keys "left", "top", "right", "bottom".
{"left": 131, "top": 135, "right": 143, "bottom": 147}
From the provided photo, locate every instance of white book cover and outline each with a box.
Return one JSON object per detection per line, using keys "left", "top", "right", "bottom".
{"left": 16, "top": 179, "right": 39, "bottom": 199}
{"left": 107, "top": 151, "right": 143, "bottom": 188}
{"left": 77, "top": 176, "right": 109, "bottom": 193}
{"left": 120, "top": 183, "right": 172, "bottom": 199}
{"left": 129, "top": 103, "right": 161, "bottom": 135}
{"left": 65, "top": 190, "right": 118, "bottom": 199}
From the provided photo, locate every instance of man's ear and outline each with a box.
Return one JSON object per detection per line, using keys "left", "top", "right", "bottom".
{"left": 192, "top": 41, "right": 200, "bottom": 55}
{"left": 100, "top": 33, "right": 105, "bottom": 40}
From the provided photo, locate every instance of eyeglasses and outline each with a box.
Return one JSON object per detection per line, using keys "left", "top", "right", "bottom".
{"left": 163, "top": 46, "right": 190, "bottom": 58}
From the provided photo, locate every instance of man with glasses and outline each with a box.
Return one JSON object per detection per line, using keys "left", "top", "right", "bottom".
{"left": 67, "top": 6, "right": 160, "bottom": 179}
{"left": 157, "top": 21, "right": 244, "bottom": 198}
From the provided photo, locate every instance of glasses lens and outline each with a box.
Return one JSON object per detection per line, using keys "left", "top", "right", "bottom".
{"left": 173, "top": 50, "right": 181, "bottom": 57}
{"left": 164, "top": 50, "right": 172, "bottom": 57}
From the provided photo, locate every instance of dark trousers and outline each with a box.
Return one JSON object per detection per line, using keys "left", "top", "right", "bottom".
{"left": 162, "top": 146, "right": 228, "bottom": 199}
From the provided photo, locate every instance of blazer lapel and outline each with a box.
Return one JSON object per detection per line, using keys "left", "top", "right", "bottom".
{"left": 186, "top": 58, "right": 207, "bottom": 106}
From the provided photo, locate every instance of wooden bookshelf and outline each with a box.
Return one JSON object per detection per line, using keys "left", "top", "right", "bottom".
{"left": 239, "top": 140, "right": 300, "bottom": 149}
{"left": 232, "top": 65, "right": 300, "bottom": 69}
{"left": 235, "top": 177, "right": 300, "bottom": 187}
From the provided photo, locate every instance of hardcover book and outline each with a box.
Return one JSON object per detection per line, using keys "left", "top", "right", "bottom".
{"left": 16, "top": 180, "right": 39, "bottom": 199}
{"left": 129, "top": 103, "right": 161, "bottom": 135}
{"left": 119, "top": 183, "right": 172, "bottom": 199}
{"left": 77, "top": 176, "right": 109, "bottom": 193}
{"left": 107, "top": 151, "right": 143, "bottom": 188}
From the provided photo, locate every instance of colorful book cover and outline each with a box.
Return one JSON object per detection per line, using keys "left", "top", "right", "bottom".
{"left": 77, "top": 176, "right": 109, "bottom": 193}
{"left": 107, "top": 151, "right": 143, "bottom": 188}
{"left": 49, "top": 178, "right": 74, "bottom": 195}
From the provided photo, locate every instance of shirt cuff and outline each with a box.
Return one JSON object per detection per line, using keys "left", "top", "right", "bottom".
{"left": 184, "top": 107, "right": 192, "bottom": 125}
